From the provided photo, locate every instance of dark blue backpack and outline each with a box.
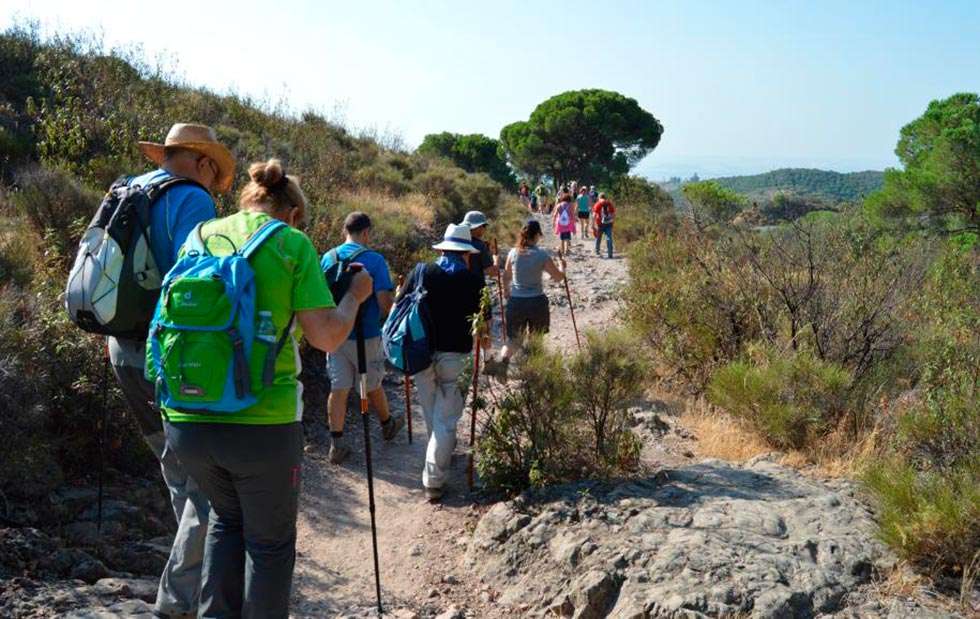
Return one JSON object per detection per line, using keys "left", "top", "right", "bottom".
{"left": 381, "top": 263, "right": 434, "bottom": 375}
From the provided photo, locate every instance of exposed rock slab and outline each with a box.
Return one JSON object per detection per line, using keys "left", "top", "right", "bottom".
{"left": 466, "top": 458, "right": 939, "bottom": 618}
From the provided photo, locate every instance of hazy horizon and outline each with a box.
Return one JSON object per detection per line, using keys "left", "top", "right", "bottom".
{"left": 4, "top": 1, "right": 979, "bottom": 181}
{"left": 637, "top": 155, "right": 889, "bottom": 182}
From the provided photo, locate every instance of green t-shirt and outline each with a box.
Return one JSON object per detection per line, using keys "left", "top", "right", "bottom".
{"left": 163, "top": 211, "right": 335, "bottom": 425}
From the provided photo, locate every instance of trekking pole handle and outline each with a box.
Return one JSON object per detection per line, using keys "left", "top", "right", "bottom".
{"left": 349, "top": 264, "right": 368, "bottom": 376}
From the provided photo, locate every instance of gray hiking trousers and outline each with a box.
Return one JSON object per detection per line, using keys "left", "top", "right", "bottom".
{"left": 163, "top": 421, "right": 303, "bottom": 619}
{"left": 108, "top": 337, "right": 209, "bottom": 619}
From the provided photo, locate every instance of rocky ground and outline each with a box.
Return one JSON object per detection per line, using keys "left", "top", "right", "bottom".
{"left": 0, "top": 482, "right": 176, "bottom": 617}
{"left": 0, "top": 213, "right": 967, "bottom": 617}
{"left": 465, "top": 454, "right": 946, "bottom": 618}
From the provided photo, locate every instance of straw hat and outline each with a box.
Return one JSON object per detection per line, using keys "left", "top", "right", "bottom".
{"left": 432, "top": 223, "right": 479, "bottom": 253}
{"left": 138, "top": 123, "right": 236, "bottom": 193}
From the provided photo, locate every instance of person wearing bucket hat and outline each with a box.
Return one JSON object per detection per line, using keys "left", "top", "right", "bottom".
{"left": 459, "top": 210, "right": 499, "bottom": 280}
{"left": 105, "top": 123, "right": 235, "bottom": 617}
{"left": 401, "top": 224, "right": 486, "bottom": 501}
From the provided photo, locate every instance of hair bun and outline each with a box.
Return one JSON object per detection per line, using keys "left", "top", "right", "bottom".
{"left": 248, "top": 158, "right": 284, "bottom": 189}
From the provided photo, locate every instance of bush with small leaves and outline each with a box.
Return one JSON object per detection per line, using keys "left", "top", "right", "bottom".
{"left": 477, "top": 332, "right": 645, "bottom": 495}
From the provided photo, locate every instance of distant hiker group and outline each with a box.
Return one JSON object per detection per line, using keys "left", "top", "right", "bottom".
{"left": 519, "top": 179, "right": 615, "bottom": 258}
{"left": 65, "top": 122, "right": 619, "bottom": 617}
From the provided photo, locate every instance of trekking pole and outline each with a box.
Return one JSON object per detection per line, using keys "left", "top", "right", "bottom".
{"left": 491, "top": 238, "right": 507, "bottom": 339}
{"left": 97, "top": 343, "right": 110, "bottom": 534}
{"left": 560, "top": 257, "right": 582, "bottom": 352}
{"left": 467, "top": 340, "right": 481, "bottom": 491}
{"left": 351, "top": 264, "right": 383, "bottom": 615}
{"left": 397, "top": 275, "right": 412, "bottom": 445}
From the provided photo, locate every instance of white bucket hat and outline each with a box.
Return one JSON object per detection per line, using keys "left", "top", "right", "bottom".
{"left": 432, "top": 223, "right": 479, "bottom": 253}
{"left": 461, "top": 210, "right": 488, "bottom": 229}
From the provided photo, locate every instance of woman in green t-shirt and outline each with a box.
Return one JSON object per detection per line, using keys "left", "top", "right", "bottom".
{"left": 164, "top": 159, "right": 371, "bottom": 618}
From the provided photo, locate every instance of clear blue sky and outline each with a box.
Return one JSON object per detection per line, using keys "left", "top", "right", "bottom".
{"left": 5, "top": 0, "right": 979, "bottom": 179}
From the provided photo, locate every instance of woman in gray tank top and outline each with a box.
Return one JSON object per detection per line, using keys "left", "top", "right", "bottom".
{"left": 485, "top": 220, "right": 564, "bottom": 377}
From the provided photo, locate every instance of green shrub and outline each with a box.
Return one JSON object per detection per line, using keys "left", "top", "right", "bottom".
{"left": 861, "top": 242, "right": 980, "bottom": 577}
{"left": 412, "top": 164, "right": 502, "bottom": 229}
{"left": 569, "top": 330, "right": 647, "bottom": 467}
{"left": 626, "top": 221, "right": 761, "bottom": 386}
{"left": 11, "top": 164, "right": 101, "bottom": 255}
{"left": 611, "top": 175, "right": 674, "bottom": 248}
{"left": 863, "top": 458, "right": 979, "bottom": 576}
{"left": 353, "top": 160, "right": 412, "bottom": 196}
{"left": 707, "top": 344, "right": 852, "bottom": 449}
{"left": 0, "top": 279, "right": 154, "bottom": 498}
{"left": 477, "top": 331, "right": 645, "bottom": 494}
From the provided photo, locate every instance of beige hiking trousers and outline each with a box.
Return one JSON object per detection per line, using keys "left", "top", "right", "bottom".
{"left": 414, "top": 352, "right": 466, "bottom": 489}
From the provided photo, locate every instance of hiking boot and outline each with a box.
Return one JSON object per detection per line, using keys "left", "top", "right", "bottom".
{"left": 381, "top": 414, "right": 405, "bottom": 441}
{"left": 425, "top": 486, "right": 443, "bottom": 502}
{"left": 328, "top": 436, "right": 351, "bottom": 464}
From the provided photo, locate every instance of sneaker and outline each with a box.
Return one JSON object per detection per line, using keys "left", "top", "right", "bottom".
{"left": 425, "top": 486, "right": 443, "bottom": 502}
{"left": 328, "top": 437, "right": 350, "bottom": 464}
{"left": 381, "top": 414, "right": 405, "bottom": 441}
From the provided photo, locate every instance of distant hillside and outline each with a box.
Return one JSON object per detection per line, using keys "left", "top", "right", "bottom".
{"left": 712, "top": 168, "right": 884, "bottom": 203}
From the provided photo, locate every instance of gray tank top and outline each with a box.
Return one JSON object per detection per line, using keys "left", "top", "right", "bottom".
{"left": 508, "top": 246, "right": 550, "bottom": 298}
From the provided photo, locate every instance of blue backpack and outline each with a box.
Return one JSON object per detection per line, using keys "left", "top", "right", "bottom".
{"left": 145, "top": 219, "right": 292, "bottom": 413}
{"left": 382, "top": 263, "right": 434, "bottom": 375}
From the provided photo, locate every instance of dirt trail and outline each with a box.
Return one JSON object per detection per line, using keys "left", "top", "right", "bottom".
{"left": 291, "top": 212, "right": 638, "bottom": 617}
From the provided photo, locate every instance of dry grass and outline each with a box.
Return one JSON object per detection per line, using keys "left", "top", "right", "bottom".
{"left": 680, "top": 397, "right": 772, "bottom": 462}
{"left": 864, "top": 560, "right": 979, "bottom": 617}
{"left": 679, "top": 397, "right": 877, "bottom": 478}
{"left": 338, "top": 189, "right": 434, "bottom": 229}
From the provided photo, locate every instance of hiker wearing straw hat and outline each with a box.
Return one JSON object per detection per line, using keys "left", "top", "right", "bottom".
{"left": 106, "top": 122, "right": 234, "bottom": 618}
{"left": 400, "top": 224, "right": 487, "bottom": 502}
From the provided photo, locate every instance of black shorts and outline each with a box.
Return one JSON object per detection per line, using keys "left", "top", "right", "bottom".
{"left": 506, "top": 294, "right": 550, "bottom": 340}
{"left": 559, "top": 231, "right": 572, "bottom": 241}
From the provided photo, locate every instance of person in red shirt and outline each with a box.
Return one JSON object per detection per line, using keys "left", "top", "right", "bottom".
{"left": 592, "top": 193, "right": 616, "bottom": 258}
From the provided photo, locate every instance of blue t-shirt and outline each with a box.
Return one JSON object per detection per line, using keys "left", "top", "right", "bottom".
{"left": 128, "top": 169, "right": 217, "bottom": 274}
{"left": 321, "top": 242, "right": 394, "bottom": 340}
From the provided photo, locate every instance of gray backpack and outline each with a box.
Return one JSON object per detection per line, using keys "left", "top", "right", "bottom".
{"left": 65, "top": 175, "right": 203, "bottom": 339}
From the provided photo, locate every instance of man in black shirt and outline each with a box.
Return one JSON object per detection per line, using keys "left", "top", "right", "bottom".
{"left": 402, "top": 224, "right": 486, "bottom": 502}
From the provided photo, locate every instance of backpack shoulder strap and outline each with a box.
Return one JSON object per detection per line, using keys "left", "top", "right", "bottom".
{"left": 142, "top": 176, "right": 209, "bottom": 204}
{"left": 323, "top": 248, "right": 340, "bottom": 269}
{"left": 184, "top": 222, "right": 209, "bottom": 255}
{"left": 241, "top": 220, "right": 288, "bottom": 259}
{"left": 413, "top": 262, "right": 430, "bottom": 291}
{"left": 344, "top": 246, "right": 371, "bottom": 266}
{"left": 109, "top": 175, "right": 132, "bottom": 191}
{"left": 263, "top": 313, "right": 296, "bottom": 387}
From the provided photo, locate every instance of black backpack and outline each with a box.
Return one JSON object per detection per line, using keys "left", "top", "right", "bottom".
{"left": 322, "top": 246, "right": 370, "bottom": 301}
{"left": 65, "top": 175, "right": 206, "bottom": 339}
